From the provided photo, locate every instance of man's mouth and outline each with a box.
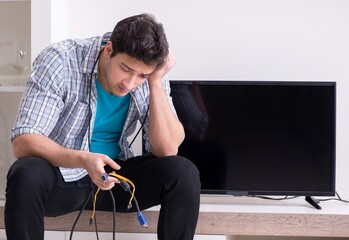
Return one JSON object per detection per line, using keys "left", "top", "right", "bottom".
{"left": 118, "top": 85, "right": 129, "bottom": 94}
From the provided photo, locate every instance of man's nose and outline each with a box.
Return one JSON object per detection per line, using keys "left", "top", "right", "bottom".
{"left": 123, "top": 75, "right": 138, "bottom": 91}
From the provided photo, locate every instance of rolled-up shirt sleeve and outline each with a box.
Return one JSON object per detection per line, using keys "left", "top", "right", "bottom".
{"left": 11, "top": 48, "right": 65, "bottom": 141}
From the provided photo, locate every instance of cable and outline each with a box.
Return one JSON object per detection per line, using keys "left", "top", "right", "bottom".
{"left": 90, "top": 172, "right": 146, "bottom": 221}
{"left": 88, "top": 48, "right": 104, "bottom": 152}
{"left": 87, "top": 47, "right": 150, "bottom": 151}
{"left": 73, "top": 44, "right": 149, "bottom": 240}
{"left": 248, "top": 195, "right": 299, "bottom": 201}
{"left": 128, "top": 104, "right": 149, "bottom": 148}
{"left": 336, "top": 191, "right": 349, "bottom": 203}
{"left": 69, "top": 185, "right": 95, "bottom": 240}
{"left": 72, "top": 48, "right": 102, "bottom": 240}
{"left": 91, "top": 183, "right": 100, "bottom": 240}
{"left": 109, "top": 190, "right": 116, "bottom": 240}
{"left": 93, "top": 211, "right": 100, "bottom": 240}
{"left": 70, "top": 173, "right": 147, "bottom": 240}
{"left": 317, "top": 191, "right": 349, "bottom": 203}
{"left": 249, "top": 191, "right": 349, "bottom": 204}
{"left": 90, "top": 172, "right": 136, "bottom": 222}
{"left": 90, "top": 171, "right": 148, "bottom": 228}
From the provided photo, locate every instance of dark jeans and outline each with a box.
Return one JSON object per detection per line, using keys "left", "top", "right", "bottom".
{"left": 4, "top": 155, "right": 201, "bottom": 240}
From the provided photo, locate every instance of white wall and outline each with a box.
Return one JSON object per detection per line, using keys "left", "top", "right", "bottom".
{"left": 36, "top": 0, "right": 349, "bottom": 199}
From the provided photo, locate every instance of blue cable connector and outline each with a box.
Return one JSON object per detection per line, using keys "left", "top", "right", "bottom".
{"left": 137, "top": 212, "right": 148, "bottom": 228}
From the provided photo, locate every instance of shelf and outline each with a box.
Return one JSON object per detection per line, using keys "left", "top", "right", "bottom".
{"left": 0, "top": 86, "right": 24, "bottom": 92}
{"left": 1, "top": 197, "right": 348, "bottom": 237}
{"left": 0, "top": 76, "right": 26, "bottom": 92}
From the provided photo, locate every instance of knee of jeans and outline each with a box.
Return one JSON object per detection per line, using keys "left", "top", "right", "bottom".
{"left": 166, "top": 155, "right": 201, "bottom": 189}
{"left": 7, "top": 157, "right": 54, "bottom": 190}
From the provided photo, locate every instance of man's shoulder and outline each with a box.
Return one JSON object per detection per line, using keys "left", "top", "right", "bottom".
{"left": 46, "top": 36, "right": 101, "bottom": 55}
{"left": 33, "top": 35, "right": 102, "bottom": 71}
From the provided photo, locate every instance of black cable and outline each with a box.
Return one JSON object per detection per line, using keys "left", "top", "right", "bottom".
{"left": 129, "top": 189, "right": 141, "bottom": 212}
{"left": 120, "top": 181, "right": 140, "bottom": 212}
{"left": 69, "top": 185, "right": 95, "bottom": 240}
{"left": 119, "top": 179, "right": 147, "bottom": 227}
{"left": 249, "top": 191, "right": 349, "bottom": 204}
{"left": 70, "top": 46, "right": 149, "bottom": 239}
{"left": 109, "top": 190, "right": 116, "bottom": 240}
{"left": 88, "top": 48, "right": 104, "bottom": 151}
{"left": 93, "top": 213, "right": 99, "bottom": 240}
{"left": 128, "top": 104, "right": 150, "bottom": 148}
{"left": 317, "top": 191, "right": 349, "bottom": 203}
{"left": 70, "top": 47, "right": 104, "bottom": 240}
{"left": 336, "top": 191, "right": 349, "bottom": 203}
{"left": 248, "top": 195, "right": 299, "bottom": 201}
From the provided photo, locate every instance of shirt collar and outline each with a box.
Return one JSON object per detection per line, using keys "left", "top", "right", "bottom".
{"left": 82, "top": 32, "right": 112, "bottom": 75}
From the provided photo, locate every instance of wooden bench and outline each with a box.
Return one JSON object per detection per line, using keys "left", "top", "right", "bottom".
{"left": 1, "top": 199, "right": 349, "bottom": 237}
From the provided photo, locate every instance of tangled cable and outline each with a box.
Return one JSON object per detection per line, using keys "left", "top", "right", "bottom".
{"left": 69, "top": 172, "right": 148, "bottom": 240}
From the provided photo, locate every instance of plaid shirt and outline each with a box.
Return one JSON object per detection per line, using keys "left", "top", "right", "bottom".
{"left": 11, "top": 33, "right": 176, "bottom": 182}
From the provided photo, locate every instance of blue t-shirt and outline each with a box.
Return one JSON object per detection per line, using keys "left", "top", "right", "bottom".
{"left": 90, "top": 80, "right": 131, "bottom": 159}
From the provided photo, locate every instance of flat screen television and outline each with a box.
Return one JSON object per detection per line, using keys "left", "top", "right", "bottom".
{"left": 170, "top": 80, "right": 336, "bottom": 203}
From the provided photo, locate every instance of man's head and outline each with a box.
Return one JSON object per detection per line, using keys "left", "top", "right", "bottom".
{"left": 98, "top": 13, "right": 170, "bottom": 96}
{"left": 110, "top": 13, "right": 169, "bottom": 67}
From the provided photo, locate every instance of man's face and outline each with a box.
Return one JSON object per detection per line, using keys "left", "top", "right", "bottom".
{"left": 102, "top": 49, "right": 156, "bottom": 97}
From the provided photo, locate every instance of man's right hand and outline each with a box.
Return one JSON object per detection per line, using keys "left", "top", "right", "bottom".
{"left": 82, "top": 152, "right": 121, "bottom": 190}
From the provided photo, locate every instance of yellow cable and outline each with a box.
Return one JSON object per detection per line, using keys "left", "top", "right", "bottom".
{"left": 90, "top": 188, "right": 100, "bottom": 221}
{"left": 109, "top": 171, "right": 136, "bottom": 205}
{"left": 90, "top": 172, "right": 136, "bottom": 222}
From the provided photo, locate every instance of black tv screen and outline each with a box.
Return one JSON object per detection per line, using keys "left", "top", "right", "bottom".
{"left": 170, "top": 80, "right": 336, "bottom": 197}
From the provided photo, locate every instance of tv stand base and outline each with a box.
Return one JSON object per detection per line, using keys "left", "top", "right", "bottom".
{"left": 305, "top": 196, "right": 322, "bottom": 210}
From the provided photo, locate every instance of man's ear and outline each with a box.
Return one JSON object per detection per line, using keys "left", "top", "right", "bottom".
{"left": 105, "top": 41, "right": 113, "bottom": 57}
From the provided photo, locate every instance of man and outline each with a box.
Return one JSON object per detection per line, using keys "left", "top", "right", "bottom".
{"left": 5, "top": 13, "right": 201, "bottom": 240}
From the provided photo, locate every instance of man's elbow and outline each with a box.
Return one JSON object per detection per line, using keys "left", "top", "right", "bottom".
{"left": 12, "top": 135, "right": 31, "bottom": 159}
{"left": 152, "top": 145, "right": 179, "bottom": 158}
{"left": 12, "top": 137, "right": 23, "bottom": 159}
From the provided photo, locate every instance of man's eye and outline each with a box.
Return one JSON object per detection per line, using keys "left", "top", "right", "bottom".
{"left": 121, "top": 66, "right": 130, "bottom": 72}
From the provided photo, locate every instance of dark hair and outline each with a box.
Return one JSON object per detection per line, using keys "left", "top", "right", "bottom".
{"left": 110, "top": 13, "right": 169, "bottom": 66}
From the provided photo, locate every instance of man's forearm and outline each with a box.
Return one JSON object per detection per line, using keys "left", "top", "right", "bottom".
{"left": 12, "top": 133, "right": 87, "bottom": 168}
{"left": 148, "top": 82, "right": 185, "bottom": 157}
{"left": 12, "top": 133, "right": 122, "bottom": 190}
